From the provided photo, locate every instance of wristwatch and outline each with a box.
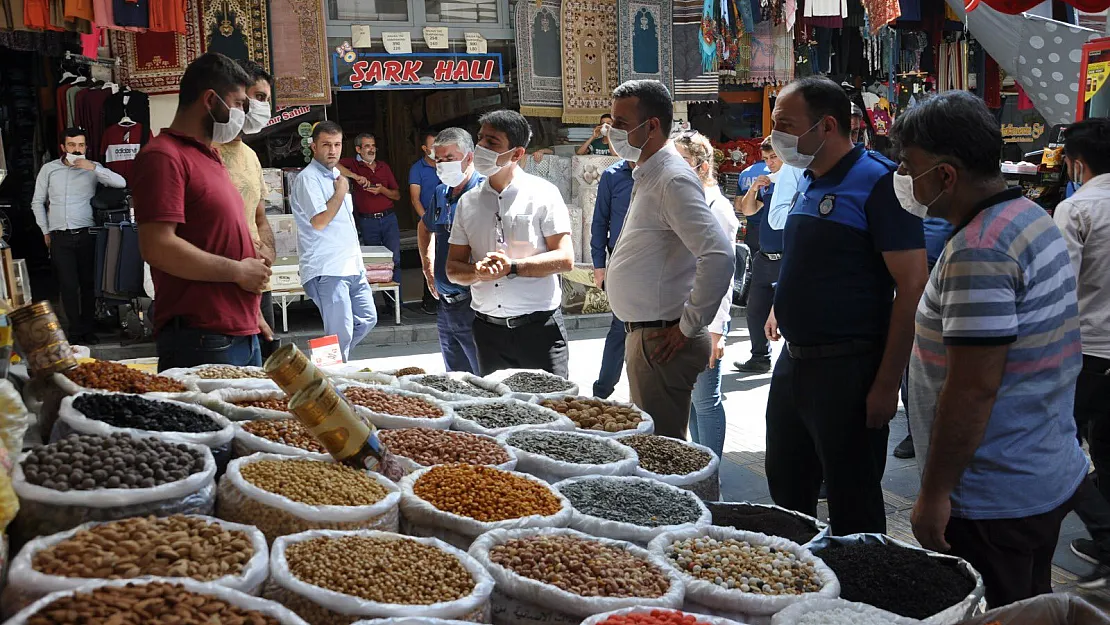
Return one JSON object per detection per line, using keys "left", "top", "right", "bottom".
{"left": 508, "top": 261, "right": 519, "bottom": 276}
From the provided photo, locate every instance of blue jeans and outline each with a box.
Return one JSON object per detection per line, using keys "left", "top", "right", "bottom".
{"left": 593, "top": 314, "right": 626, "bottom": 398}
{"left": 303, "top": 275, "right": 378, "bottom": 362}
{"left": 156, "top": 324, "right": 261, "bottom": 372}
{"left": 688, "top": 323, "right": 728, "bottom": 459}
{"left": 437, "top": 294, "right": 479, "bottom": 373}
{"left": 356, "top": 212, "right": 401, "bottom": 284}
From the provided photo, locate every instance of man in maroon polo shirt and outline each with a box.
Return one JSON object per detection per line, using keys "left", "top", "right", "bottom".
{"left": 131, "top": 52, "right": 273, "bottom": 371}
{"left": 338, "top": 134, "right": 402, "bottom": 300}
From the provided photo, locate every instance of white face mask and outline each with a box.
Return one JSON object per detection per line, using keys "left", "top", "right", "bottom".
{"left": 766, "top": 170, "right": 780, "bottom": 184}
{"left": 605, "top": 120, "right": 650, "bottom": 162}
{"left": 473, "top": 144, "right": 513, "bottom": 177}
{"left": 893, "top": 165, "right": 942, "bottom": 219}
{"left": 770, "top": 119, "right": 824, "bottom": 169}
{"left": 436, "top": 159, "right": 468, "bottom": 187}
{"left": 210, "top": 93, "right": 246, "bottom": 144}
{"left": 65, "top": 152, "right": 85, "bottom": 164}
{"left": 242, "top": 98, "right": 271, "bottom": 135}
{"left": 1072, "top": 162, "right": 1086, "bottom": 187}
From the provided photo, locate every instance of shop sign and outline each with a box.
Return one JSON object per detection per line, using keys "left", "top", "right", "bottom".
{"left": 1086, "top": 60, "right": 1109, "bottom": 103}
{"left": 332, "top": 52, "right": 504, "bottom": 90}
{"left": 264, "top": 105, "right": 315, "bottom": 129}
{"left": 1001, "top": 122, "right": 1046, "bottom": 143}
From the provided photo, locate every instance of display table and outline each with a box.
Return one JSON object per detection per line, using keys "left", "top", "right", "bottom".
{"left": 269, "top": 246, "right": 400, "bottom": 331}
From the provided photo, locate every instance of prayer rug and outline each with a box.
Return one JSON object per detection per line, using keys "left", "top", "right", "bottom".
{"left": 109, "top": 0, "right": 201, "bottom": 94}
{"left": 268, "top": 0, "right": 329, "bottom": 105}
{"left": 617, "top": 0, "right": 672, "bottom": 91}
{"left": 515, "top": 0, "right": 564, "bottom": 117}
{"left": 199, "top": 0, "right": 270, "bottom": 70}
{"left": 561, "top": 0, "right": 620, "bottom": 123}
{"left": 672, "top": 0, "right": 718, "bottom": 101}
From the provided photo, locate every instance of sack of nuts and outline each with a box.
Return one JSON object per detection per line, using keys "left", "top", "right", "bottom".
{"left": 554, "top": 476, "right": 713, "bottom": 546}
{"left": 265, "top": 529, "right": 496, "bottom": 624}
{"left": 48, "top": 366, "right": 200, "bottom": 440}
{"left": 615, "top": 434, "right": 721, "bottom": 501}
{"left": 582, "top": 606, "right": 750, "bottom": 625}
{"left": 467, "top": 527, "right": 686, "bottom": 625}
{"left": 232, "top": 418, "right": 333, "bottom": 461}
{"left": 377, "top": 429, "right": 518, "bottom": 475}
{"left": 398, "top": 373, "right": 511, "bottom": 404}
{"left": 450, "top": 398, "right": 576, "bottom": 439}
{"left": 336, "top": 383, "right": 455, "bottom": 431}
{"left": 161, "top": 364, "right": 279, "bottom": 393}
{"left": 481, "top": 369, "right": 579, "bottom": 402}
{"left": 497, "top": 430, "right": 640, "bottom": 483}
{"left": 217, "top": 453, "right": 402, "bottom": 543}
{"left": 539, "top": 396, "right": 656, "bottom": 438}
{"left": 769, "top": 597, "right": 923, "bottom": 625}
{"left": 352, "top": 619, "right": 483, "bottom": 625}
{"left": 202, "top": 388, "right": 295, "bottom": 422}
{"left": 320, "top": 363, "right": 400, "bottom": 388}
{"left": 3, "top": 578, "right": 310, "bottom": 625}
{"left": 2, "top": 514, "right": 270, "bottom": 615}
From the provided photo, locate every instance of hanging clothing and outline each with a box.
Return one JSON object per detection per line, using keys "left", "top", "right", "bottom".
{"left": 79, "top": 26, "right": 101, "bottom": 55}
{"left": 75, "top": 86, "right": 113, "bottom": 158}
{"left": 984, "top": 54, "right": 1002, "bottom": 109}
{"left": 104, "top": 90, "right": 152, "bottom": 134}
{"left": 64, "top": 0, "right": 92, "bottom": 22}
{"left": 101, "top": 122, "right": 144, "bottom": 180}
{"left": 111, "top": 0, "right": 146, "bottom": 28}
{"left": 803, "top": 0, "right": 846, "bottom": 17}
{"left": 862, "top": 0, "right": 899, "bottom": 32}
{"left": 147, "top": 0, "right": 183, "bottom": 33}
{"left": 24, "top": 0, "right": 50, "bottom": 28}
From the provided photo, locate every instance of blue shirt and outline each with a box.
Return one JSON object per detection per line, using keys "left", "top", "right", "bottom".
{"left": 766, "top": 164, "right": 805, "bottom": 230}
{"left": 290, "top": 159, "right": 365, "bottom": 284}
{"left": 591, "top": 161, "right": 635, "bottom": 268}
{"left": 739, "top": 161, "right": 769, "bottom": 193}
{"left": 775, "top": 146, "right": 925, "bottom": 345}
{"left": 408, "top": 157, "right": 441, "bottom": 215}
{"left": 422, "top": 172, "right": 485, "bottom": 297}
{"left": 923, "top": 217, "right": 954, "bottom": 269}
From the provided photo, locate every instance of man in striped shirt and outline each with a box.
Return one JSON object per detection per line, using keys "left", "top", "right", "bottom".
{"left": 895, "top": 92, "right": 1091, "bottom": 607}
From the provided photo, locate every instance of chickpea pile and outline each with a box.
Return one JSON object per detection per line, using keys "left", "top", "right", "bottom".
{"left": 232, "top": 398, "right": 290, "bottom": 412}
{"left": 64, "top": 361, "right": 187, "bottom": 394}
{"left": 344, "top": 387, "right": 444, "bottom": 418}
{"left": 285, "top": 535, "right": 475, "bottom": 604}
{"left": 378, "top": 428, "right": 511, "bottom": 466}
{"left": 193, "top": 365, "right": 268, "bottom": 379}
{"left": 25, "top": 582, "right": 282, "bottom": 625}
{"left": 541, "top": 397, "right": 644, "bottom": 433}
{"left": 490, "top": 535, "right": 671, "bottom": 598}
{"left": 665, "top": 537, "right": 822, "bottom": 595}
{"left": 412, "top": 465, "right": 562, "bottom": 522}
{"left": 239, "top": 459, "right": 388, "bottom": 506}
{"left": 32, "top": 515, "right": 253, "bottom": 581}
{"left": 240, "top": 419, "right": 328, "bottom": 453}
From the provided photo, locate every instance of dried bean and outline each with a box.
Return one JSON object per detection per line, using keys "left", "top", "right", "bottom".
{"left": 232, "top": 398, "right": 290, "bottom": 412}
{"left": 794, "top": 607, "right": 895, "bottom": 625}
{"left": 501, "top": 372, "right": 574, "bottom": 394}
{"left": 193, "top": 365, "right": 269, "bottom": 379}
{"left": 506, "top": 430, "right": 627, "bottom": 465}
{"left": 22, "top": 433, "right": 205, "bottom": 491}
{"left": 558, "top": 478, "right": 703, "bottom": 527}
{"left": 708, "top": 504, "right": 820, "bottom": 545}
{"left": 24, "top": 581, "right": 282, "bottom": 625}
{"left": 64, "top": 361, "right": 187, "bottom": 394}
{"left": 596, "top": 610, "right": 717, "bottom": 625}
{"left": 665, "top": 536, "right": 822, "bottom": 595}
{"left": 241, "top": 419, "right": 328, "bottom": 453}
{"left": 378, "top": 428, "right": 510, "bottom": 466}
{"left": 344, "top": 387, "right": 444, "bottom": 418}
{"left": 489, "top": 534, "right": 671, "bottom": 598}
{"left": 73, "top": 394, "right": 221, "bottom": 434}
{"left": 542, "top": 397, "right": 644, "bottom": 433}
{"left": 621, "top": 435, "right": 712, "bottom": 475}
{"left": 239, "top": 459, "right": 388, "bottom": 506}
{"left": 393, "top": 366, "right": 425, "bottom": 376}
{"left": 32, "top": 515, "right": 253, "bottom": 581}
{"left": 413, "top": 465, "right": 562, "bottom": 522}
{"left": 455, "top": 402, "right": 559, "bottom": 429}
{"left": 412, "top": 374, "right": 500, "bottom": 398}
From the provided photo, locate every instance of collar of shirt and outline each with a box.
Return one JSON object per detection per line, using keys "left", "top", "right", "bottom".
{"left": 632, "top": 142, "right": 681, "bottom": 182}
{"left": 307, "top": 158, "right": 338, "bottom": 180}
{"left": 805, "top": 144, "right": 864, "bottom": 186}
{"left": 434, "top": 173, "right": 484, "bottom": 224}
{"left": 160, "top": 128, "right": 223, "bottom": 163}
{"left": 952, "top": 186, "right": 1025, "bottom": 237}
{"left": 1074, "top": 173, "right": 1110, "bottom": 196}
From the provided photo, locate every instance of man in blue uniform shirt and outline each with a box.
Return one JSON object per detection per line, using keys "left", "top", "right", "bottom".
{"left": 763, "top": 77, "right": 928, "bottom": 535}
{"left": 590, "top": 159, "right": 635, "bottom": 398}
{"left": 417, "top": 127, "right": 484, "bottom": 373}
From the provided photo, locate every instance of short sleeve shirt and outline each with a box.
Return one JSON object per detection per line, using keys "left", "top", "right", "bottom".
{"left": 131, "top": 129, "right": 260, "bottom": 336}
{"left": 338, "top": 157, "right": 398, "bottom": 215}
{"left": 289, "top": 159, "right": 364, "bottom": 284}
{"left": 217, "top": 140, "right": 265, "bottom": 248}
{"left": 589, "top": 138, "right": 612, "bottom": 156}
{"left": 908, "top": 188, "right": 1088, "bottom": 520}
{"left": 408, "top": 157, "right": 441, "bottom": 213}
{"left": 422, "top": 172, "right": 485, "bottom": 298}
{"left": 774, "top": 146, "right": 925, "bottom": 345}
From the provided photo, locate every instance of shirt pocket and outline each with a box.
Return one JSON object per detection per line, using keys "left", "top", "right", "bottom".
{"left": 509, "top": 214, "right": 538, "bottom": 257}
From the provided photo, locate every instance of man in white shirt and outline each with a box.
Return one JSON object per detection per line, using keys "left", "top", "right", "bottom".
{"left": 604, "top": 80, "right": 734, "bottom": 439}
{"left": 32, "top": 126, "right": 127, "bottom": 343}
{"left": 446, "top": 110, "right": 575, "bottom": 377}
{"left": 289, "top": 120, "right": 377, "bottom": 361}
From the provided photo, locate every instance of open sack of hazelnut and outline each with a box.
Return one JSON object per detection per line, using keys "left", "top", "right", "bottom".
{"left": 398, "top": 373, "right": 511, "bottom": 404}
{"left": 450, "top": 398, "right": 576, "bottom": 438}
{"left": 482, "top": 369, "right": 579, "bottom": 401}
{"left": 647, "top": 526, "right": 841, "bottom": 623}
{"left": 10, "top": 433, "right": 217, "bottom": 545}
{"left": 161, "top": 364, "right": 279, "bottom": 393}
{"left": 4, "top": 578, "right": 310, "bottom": 625}
{"left": 467, "top": 527, "right": 686, "bottom": 625}
{"left": 377, "top": 429, "right": 518, "bottom": 475}
{"left": 201, "top": 388, "right": 296, "bottom": 422}
{"left": 398, "top": 464, "right": 573, "bottom": 550}
{"left": 2, "top": 514, "right": 269, "bottom": 616}
{"left": 265, "top": 529, "right": 495, "bottom": 625}
{"left": 217, "top": 453, "right": 401, "bottom": 543}
{"left": 554, "top": 476, "right": 713, "bottom": 546}
{"left": 616, "top": 435, "right": 721, "bottom": 502}
{"left": 498, "top": 430, "right": 640, "bottom": 483}
{"left": 539, "top": 396, "right": 656, "bottom": 438}
{"left": 232, "top": 417, "right": 333, "bottom": 462}
{"left": 336, "top": 383, "right": 455, "bottom": 430}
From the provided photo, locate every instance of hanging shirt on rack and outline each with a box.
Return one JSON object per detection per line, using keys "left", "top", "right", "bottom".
{"left": 803, "top": 0, "right": 846, "bottom": 18}
{"left": 55, "top": 82, "right": 76, "bottom": 143}
{"left": 104, "top": 90, "right": 151, "bottom": 132}
{"left": 64, "top": 0, "right": 92, "bottom": 22}
{"left": 24, "top": 0, "right": 51, "bottom": 29}
{"left": 75, "top": 85, "right": 113, "bottom": 159}
{"left": 147, "top": 0, "right": 183, "bottom": 33}
{"left": 101, "top": 122, "right": 144, "bottom": 181}
{"left": 111, "top": 0, "right": 146, "bottom": 28}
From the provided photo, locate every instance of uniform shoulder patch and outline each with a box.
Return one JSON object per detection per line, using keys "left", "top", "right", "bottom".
{"left": 818, "top": 194, "right": 836, "bottom": 216}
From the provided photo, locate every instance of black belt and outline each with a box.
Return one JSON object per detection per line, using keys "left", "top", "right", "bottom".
{"left": 53, "top": 228, "right": 92, "bottom": 235}
{"left": 475, "top": 309, "right": 554, "bottom": 329}
{"left": 625, "top": 319, "right": 679, "bottom": 333}
{"left": 441, "top": 291, "right": 471, "bottom": 305}
{"left": 359, "top": 210, "right": 394, "bottom": 219}
{"left": 786, "top": 340, "right": 880, "bottom": 360}
{"left": 760, "top": 251, "right": 783, "bottom": 261}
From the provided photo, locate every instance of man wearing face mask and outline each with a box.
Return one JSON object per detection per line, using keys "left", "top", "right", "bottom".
{"left": 896, "top": 91, "right": 1092, "bottom": 607}
{"left": 418, "top": 127, "right": 484, "bottom": 373}
{"left": 446, "top": 110, "right": 575, "bottom": 377}
{"left": 31, "top": 127, "right": 127, "bottom": 344}
{"left": 763, "top": 77, "right": 927, "bottom": 536}
{"left": 215, "top": 58, "right": 277, "bottom": 338}
{"left": 338, "top": 134, "right": 402, "bottom": 304}
{"left": 410, "top": 130, "right": 442, "bottom": 315}
{"left": 132, "top": 53, "right": 272, "bottom": 370}
{"left": 604, "top": 80, "right": 734, "bottom": 440}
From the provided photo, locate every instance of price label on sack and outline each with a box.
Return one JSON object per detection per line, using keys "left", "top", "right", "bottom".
{"left": 308, "top": 335, "right": 343, "bottom": 367}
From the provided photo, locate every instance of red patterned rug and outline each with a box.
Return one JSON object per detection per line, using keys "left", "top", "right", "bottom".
{"left": 109, "top": 0, "right": 203, "bottom": 94}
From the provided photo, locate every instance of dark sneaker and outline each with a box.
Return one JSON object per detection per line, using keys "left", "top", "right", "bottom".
{"left": 894, "top": 435, "right": 915, "bottom": 459}
{"left": 420, "top": 300, "right": 437, "bottom": 315}
{"left": 1077, "top": 564, "right": 1110, "bottom": 590}
{"left": 818, "top": 482, "right": 828, "bottom": 503}
{"left": 735, "top": 357, "right": 771, "bottom": 373}
{"left": 1072, "top": 538, "right": 1101, "bottom": 565}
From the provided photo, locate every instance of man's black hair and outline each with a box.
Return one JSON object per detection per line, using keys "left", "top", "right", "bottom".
{"left": 312, "top": 120, "right": 344, "bottom": 141}
{"left": 600, "top": 113, "right": 613, "bottom": 122}
{"left": 611, "top": 79, "right": 673, "bottom": 132}
{"left": 1064, "top": 118, "right": 1110, "bottom": 177}
{"left": 179, "top": 52, "right": 252, "bottom": 107}
{"left": 235, "top": 58, "right": 273, "bottom": 90}
{"left": 62, "top": 127, "right": 87, "bottom": 141}
{"left": 419, "top": 129, "right": 437, "bottom": 143}
{"left": 891, "top": 91, "right": 1002, "bottom": 178}
{"left": 784, "top": 77, "right": 852, "bottom": 138}
{"left": 478, "top": 109, "right": 532, "bottom": 149}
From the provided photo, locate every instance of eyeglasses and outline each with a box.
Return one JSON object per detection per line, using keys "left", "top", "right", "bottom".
{"left": 494, "top": 211, "right": 505, "bottom": 245}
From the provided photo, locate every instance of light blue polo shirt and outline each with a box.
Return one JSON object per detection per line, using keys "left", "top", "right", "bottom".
{"left": 289, "top": 159, "right": 365, "bottom": 284}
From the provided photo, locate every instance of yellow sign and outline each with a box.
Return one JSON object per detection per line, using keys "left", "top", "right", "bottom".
{"left": 1086, "top": 61, "right": 1109, "bottom": 103}
{"left": 1001, "top": 122, "right": 1045, "bottom": 143}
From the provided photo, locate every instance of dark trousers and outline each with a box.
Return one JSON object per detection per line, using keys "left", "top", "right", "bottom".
{"left": 260, "top": 291, "right": 275, "bottom": 334}
{"left": 746, "top": 254, "right": 780, "bottom": 359}
{"left": 436, "top": 295, "right": 479, "bottom": 374}
{"left": 51, "top": 229, "right": 97, "bottom": 337}
{"left": 765, "top": 346, "right": 889, "bottom": 535}
{"left": 945, "top": 479, "right": 1093, "bottom": 608}
{"left": 1076, "top": 355, "right": 1110, "bottom": 501}
{"left": 472, "top": 309, "right": 569, "bottom": 378}
{"left": 593, "top": 314, "right": 626, "bottom": 398}
{"left": 156, "top": 323, "right": 262, "bottom": 372}
{"left": 356, "top": 212, "right": 402, "bottom": 285}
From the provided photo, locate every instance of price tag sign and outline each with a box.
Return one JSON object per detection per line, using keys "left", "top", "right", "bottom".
{"left": 381, "top": 32, "right": 412, "bottom": 54}
{"left": 351, "top": 25, "right": 372, "bottom": 48}
{"left": 464, "top": 32, "right": 487, "bottom": 54}
{"left": 308, "top": 335, "right": 343, "bottom": 367}
{"left": 423, "top": 27, "right": 449, "bottom": 49}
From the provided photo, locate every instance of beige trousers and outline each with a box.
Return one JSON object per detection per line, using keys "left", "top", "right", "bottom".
{"left": 625, "top": 327, "right": 711, "bottom": 439}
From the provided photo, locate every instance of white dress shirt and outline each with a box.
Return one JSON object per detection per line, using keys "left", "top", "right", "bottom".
{"left": 766, "top": 163, "right": 804, "bottom": 230}
{"left": 1054, "top": 173, "right": 1110, "bottom": 359}
{"left": 606, "top": 143, "right": 734, "bottom": 337}
{"left": 706, "top": 184, "right": 740, "bottom": 335}
{"left": 31, "top": 158, "right": 127, "bottom": 233}
{"left": 290, "top": 159, "right": 365, "bottom": 284}
{"left": 448, "top": 167, "right": 572, "bottom": 317}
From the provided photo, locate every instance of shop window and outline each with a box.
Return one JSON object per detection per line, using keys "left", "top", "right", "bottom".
{"left": 329, "top": 0, "right": 409, "bottom": 22}
{"left": 425, "top": 0, "right": 498, "bottom": 23}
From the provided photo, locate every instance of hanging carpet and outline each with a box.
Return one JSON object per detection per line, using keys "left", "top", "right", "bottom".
{"left": 617, "top": 0, "right": 673, "bottom": 91}
{"left": 672, "top": 0, "right": 719, "bottom": 101}
{"left": 199, "top": 0, "right": 270, "bottom": 70}
{"left": 109, "top": 0, "right": 202, "bottom": 94}
{"left": 561, "top": 0, "right": 620, "bottom": 123}
{"left": 269, "top": 0, "right": 329, "bottom": 105}
{"left": 516, "top": 0, "right": 564, "bottom": 117}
